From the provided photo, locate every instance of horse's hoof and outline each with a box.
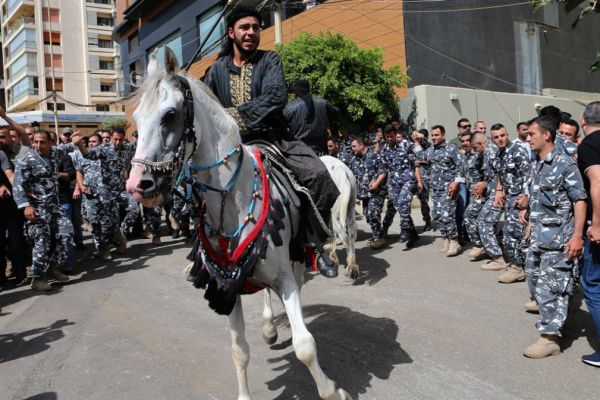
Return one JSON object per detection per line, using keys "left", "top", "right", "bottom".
{"left": 262, "top": 327, "right": 278, "bottom": 345}
{"left": 346, "top": 265, "right": 359, "bottom": 280}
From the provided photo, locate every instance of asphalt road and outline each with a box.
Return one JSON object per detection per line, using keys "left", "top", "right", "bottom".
{"left": 1, "top": 211, "right": 599, "bottom": 400}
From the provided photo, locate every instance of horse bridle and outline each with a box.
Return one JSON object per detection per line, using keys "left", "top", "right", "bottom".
{"left": 131, "top": 75, "right": 197, "bottom": 179}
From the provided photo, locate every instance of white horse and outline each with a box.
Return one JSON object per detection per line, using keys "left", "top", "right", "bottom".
{"left": 126, "top": 50, "right": 352, "bottom": 400}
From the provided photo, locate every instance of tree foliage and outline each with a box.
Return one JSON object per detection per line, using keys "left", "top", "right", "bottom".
{"left": 533, "top": 0, "right": 600, "bottom": 73}
{"left": 276, "top": 32, "right": 408, "bottom": 128}
{"left": 101, "top": 116, "right": 130, "bottom": 131}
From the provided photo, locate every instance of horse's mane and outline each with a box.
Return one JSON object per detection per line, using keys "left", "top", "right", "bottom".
{"left": 135, "top": 68, "right": 222, "bottom": 115}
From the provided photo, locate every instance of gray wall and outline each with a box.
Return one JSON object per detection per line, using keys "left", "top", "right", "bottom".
{"left": 403, "top": 1, "right": 600, "bottom": 94}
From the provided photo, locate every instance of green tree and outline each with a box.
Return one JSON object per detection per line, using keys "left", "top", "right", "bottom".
{"left": 101, "top": 116, "right": 130, "bottom": 131}
{"left": 276, "top": 32, "right": 408, "bottom": 128}
{"left": 533, "top": 0, "right": 599, "bottom": 73}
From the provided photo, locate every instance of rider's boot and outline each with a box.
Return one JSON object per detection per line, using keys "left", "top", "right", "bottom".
{"left": 313, "top": 242, "right": 338, "bottom": 278}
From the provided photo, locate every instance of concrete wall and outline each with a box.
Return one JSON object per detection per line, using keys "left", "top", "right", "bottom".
{"left": 403, "top": 1, "right": 600, "bottom": 95}
{"left": 400, "top": 85, "right": 593, "bottom": 139}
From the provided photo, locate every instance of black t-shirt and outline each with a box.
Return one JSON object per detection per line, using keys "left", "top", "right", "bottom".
{"left": 0, "top": 149, "right": 13, "bottom": 190}
{"left": 58, "top": 152, "right": 76, "bottom": 204}
{"left": 577, "top": 130, "right": 600, "bottom": 221}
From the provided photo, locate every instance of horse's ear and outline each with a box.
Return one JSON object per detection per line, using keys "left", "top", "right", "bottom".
{"left": 164, "top": 46, "right": 179, "bottom": 76}
{"left": 148, "top": 52, "right": 160, "bottom": 76}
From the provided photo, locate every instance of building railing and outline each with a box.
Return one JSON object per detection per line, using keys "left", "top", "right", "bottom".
{"left": 6, "top": 0, "right": 32, "bottom": 18}
{"left": 9, "top": 88, "right": 38, "bottom": 106}
{"left": 7, "top": 39, "right": 36, "bottom": 57}
{"left": 4, "top": 17, "right": 35, "bottom": 43}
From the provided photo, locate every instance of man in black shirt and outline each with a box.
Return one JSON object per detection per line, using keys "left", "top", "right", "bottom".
{"left": 576, "top": 101, "right": 600, "bottom": 367}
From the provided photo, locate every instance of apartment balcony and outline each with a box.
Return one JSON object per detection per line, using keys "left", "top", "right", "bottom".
{"left": 86, "top": 0, "right": 114, "bottom": 12}
{"left": 3, "top": 0, "right": 35, "bottom": 27}
{"left": 7, "top": 88, "right": 39, "bottom": 110}
{"left": 3, "top": 16, "right": 34, "bottom": 44}
{"left": 5, "top": 39, "right": 37, "bottom": 59}
{"left": 7, "top": 64, "right": 37, "bottom": 87}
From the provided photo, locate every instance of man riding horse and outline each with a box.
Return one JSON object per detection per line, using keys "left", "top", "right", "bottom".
{"left": 203, "top": 7, "right": 340, "bottom": 278}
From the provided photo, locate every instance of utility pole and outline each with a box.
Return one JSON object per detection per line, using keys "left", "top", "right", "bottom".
{"left": 274, "top": 0, "right": 283, "bottom": 45}
{"left": 45, "top": 0, "right": 59, "bottom": 141}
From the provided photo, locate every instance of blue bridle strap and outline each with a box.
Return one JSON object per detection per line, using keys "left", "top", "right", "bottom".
{"left": 189, "top": 147, "right": 245, "bottom": 193}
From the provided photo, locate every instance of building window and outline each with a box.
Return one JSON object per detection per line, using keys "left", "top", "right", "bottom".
{"left": 100, "top": 82, "right": 115, "bottom": 92}
{"left": 46, "top": 78, "right": 63, "bottom": 92}
{"left": 147, "top": 32, "right": 182, "bottom": 66}
{"left": 198, "top": 6, "right": 225, "bottom": 57}
{"left": 43, "top": 31, "right": 61, "bottom": 46}
{"left": 47, "top": 102, "right": 65, "bottom": 111}
{"left": 128, "top": 32, "right": 139, "bottom": 52}
{"left": 88, "top": 0, "right": 111, "bottom": 4}
{"left": 96, "top": 104, "right": 109, "bottom": 111}
{"left": 44, "top": 53, "right": 63, "bottom": 69}
{"left": 97, "top": 14, "right": 113, "bottom": 26}
{"left": 99, "top": 59, "right": 114, "bottom": 70}
{"left": 42, "top": 8, "right": 60, "bottom": 23}
{"left": 97, "top": 39, "right": 113, "bottom": 48}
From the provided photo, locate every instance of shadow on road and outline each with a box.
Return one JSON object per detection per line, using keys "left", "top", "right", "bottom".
{"left": 267, "top": 304, "right": 411, "bottom": 399}
{"left": 0, "top": 319, "right": 74, "bottom": 364}
{"left": 23, "top": 393, "right": 58, "bottom": 400}
{"left": 351, "top": 246, "right": 391, "bottom": 287}
{"left": 560, "top": 288, "right": 600, "bottom": 352}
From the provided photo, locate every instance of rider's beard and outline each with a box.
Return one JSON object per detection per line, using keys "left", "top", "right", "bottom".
{"left": 232, "top": 36, "right": 258, "bottom": 59}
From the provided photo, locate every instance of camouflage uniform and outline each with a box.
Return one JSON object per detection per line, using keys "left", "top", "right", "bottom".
{"left": 413, "top": 140, "right": 432, "bottom": 224}
{"left": 493, "top": 142, "right": 531, "bottom": 266}
{"left": 85, "top": 142, "right": 140, "bottom": 235}
{"left": 171, "top": 184, "right": 195, "bottom": 233}
{"left": 462, "top": 149, "right": 486, "bottom": 246}
{"left": 142, "top": 205, "right": 162, "bottom": 235}
{"left": 72, "top": 151, "right": 112, "bottom": 251}
{"left": 427, "top": 140, "right": 465, "bottom": 239}
{"left": 337, "top": 137, "right": 354, "bottom": 167}
{"left": 13, "top": 145, "right": 75, "bottom": 278}
{"left": 381, "top": 140, "right": 417, "bottom": 231}
{"left": 524, "top": 147, "right": 586, "bottom": 335}
{"left": 555, "top": 134, "right": 578, "bottom": 159}
{"left": 350, "top": 148, "right": 386, "bottom": 239}
{"left": 478, "top": 143, "right": 503, "bottom": 257}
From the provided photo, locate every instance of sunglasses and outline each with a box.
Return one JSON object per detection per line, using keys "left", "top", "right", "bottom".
{"left": 460, "top": 124, "right": 471, "bottom": 129}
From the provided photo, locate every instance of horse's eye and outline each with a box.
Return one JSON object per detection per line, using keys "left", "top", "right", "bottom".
{"left": 162, "top": 109, "right": 176, "bottom": 126}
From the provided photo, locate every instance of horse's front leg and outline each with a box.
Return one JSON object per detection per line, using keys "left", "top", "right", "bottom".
{"left": 276, "top": 276, "right": 352, "bottom": 400}
{"left": 228, "top": 297, "right": 252, "bottom": 400}
{"left": 262, "top": 288, "right": 278, "bottom": 345}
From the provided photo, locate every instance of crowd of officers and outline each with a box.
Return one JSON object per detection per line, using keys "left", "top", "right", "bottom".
{"left": 326, "top": 103, "right": 600, "bottom": 362}
{"left": 2, "top": 99, "right": 600, "bottom": 363}
{"left": 0, "top": 111, "right": 194, "bottom": 293}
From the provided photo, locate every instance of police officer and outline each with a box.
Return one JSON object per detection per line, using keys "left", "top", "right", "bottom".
{"left": 73, "top": 133, "right": 115, "bottom": 260}
{"left": 350, "top": 137, "right": 387, "bottom": 249}
{"left": 79, "top": 128, "right": 139, "bottom": 255}
{"left": 427, "top": 125, "right": 465, "bottom": 256}
{"left": 381, "top": 125, "right": 419, "bottom": 248}
{"left": 521, "top": 116, "right": 586, "bottom": 359}
{"left": 478, "top": 136, "right": 505, "bottom": 270}
{"left": 491, "top": 123, "right": 532, "bottom": 284}
{"left": 13, "top": 131, "right": 86, "bottom": 291}
{"left": 463, "top": 132, "right": 488, "bottom": 258}
{"left": 412, "top": 129, "right": 432, "bottom": 231}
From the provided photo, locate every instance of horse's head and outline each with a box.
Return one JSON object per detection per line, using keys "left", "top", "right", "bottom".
{"left": 126, "top": 48, "right": 192, "bottom": 206}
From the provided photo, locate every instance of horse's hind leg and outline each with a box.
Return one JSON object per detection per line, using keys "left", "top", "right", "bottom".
{"left": 262, "top": 289, "right": 278, "bottom": 345}
{"left": 345, "top": 222, "right": 359, "bottom": 280}
{"left": 228, "top": 297, "right": 252, "bottom": 400}
{"left": 277, "top": 277, "right": 352, "bottom": 400}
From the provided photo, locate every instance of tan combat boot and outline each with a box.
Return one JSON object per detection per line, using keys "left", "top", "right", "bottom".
{"left": 467, "top": 246, "right": 485, "bottom": 259}
{"left": 370, "top": 237, "right": 386, "bottom": 250}
{"left": 523, "top": 334, "right": 560, "bottom": 358}
{"left": 114, "top": 229, "right": 127, "bottom": 254}
{"left": 31, "top": 277, "right": 53, "bottom": 291}
{"left": 525, "top": 300, "right": 539, "bottom": 313}
{"left": 440, "top": 238, "right": 450, "bottom": 253}
{"left": 446, "top": 239, "right": 462, "bottom": 257}
{"left": 481, "top": 257, "right": 507, "bottom": 271}
{"left": 497, "top": 264, "right": 526, "bottom": 283}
